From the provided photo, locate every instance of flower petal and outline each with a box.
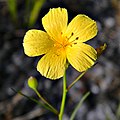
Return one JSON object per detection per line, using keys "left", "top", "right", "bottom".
{"left": 42, "top": 8, "right": 68, "bottom": 41}
{"left": 66, "top": 43, "right": 97, "bottom": 72}
{"left": 37, "top": 49, "right": 66, "bottom": 79}
{"left": 64, "top": 15, "right": 98, "bottom": 42}
{"left": 23, "top": 30, "right": 54, "bottom": 57}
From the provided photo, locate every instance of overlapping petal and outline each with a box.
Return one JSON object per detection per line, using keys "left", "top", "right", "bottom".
{"left": 23, "top": 30, "right": 54, "bottom": 57}
{"left": 64, "top": 15, "right": 98, "bottom": 43}
{"left": 37, "top": 48, "right": 67, "bottom": 79}
{"left": 66, "top": 43, "right": 97, "bottom": 72}
{"left": 42, "top": 8, "right": 68, "bottom": 42}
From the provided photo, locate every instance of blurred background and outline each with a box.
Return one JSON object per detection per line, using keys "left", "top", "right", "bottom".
{"left": 0, "top": 0, "right": 120, "bottom": 120}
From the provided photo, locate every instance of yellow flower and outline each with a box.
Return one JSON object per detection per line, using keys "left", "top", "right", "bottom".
{"left": 23, "top": 8, "right": 98, "bottom": 80}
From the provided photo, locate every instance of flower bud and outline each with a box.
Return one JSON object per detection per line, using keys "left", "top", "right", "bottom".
{"left": 96, "top": 43, "right": 107, "bottom": 57}
{"left": 28, "top": 76, "right": 38, "bottom": 90}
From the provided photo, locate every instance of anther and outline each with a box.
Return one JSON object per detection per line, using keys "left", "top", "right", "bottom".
{"left": 68, "top": 32, "right": 74, "bottom": 39}
{"left": 76, "top": 37, "right": 79, "bottom": 40}
{"left": 74, "top": 42, "right": 77, "bottom": 45}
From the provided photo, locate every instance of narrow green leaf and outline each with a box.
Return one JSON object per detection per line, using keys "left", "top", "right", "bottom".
{"left": 28, "top": 0, "right": 46, "bottom": 27}
{"left": 70, "top": 92, "right": 90, "bottom": 120}
{"left": 24, "top": 0, "right": 35, "bottom": 25}
{"left": 11, "top": 88, "right": 55, "bottom": 113}
{"left": 7, "top": 0, "right": 17, "bottom": 22}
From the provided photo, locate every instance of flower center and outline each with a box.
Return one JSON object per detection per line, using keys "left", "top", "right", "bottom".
{"left": 53, "top": 32, "right": 79, "bottom": 55}
{"left": 54, "top": 39, "right": 69, "bottom": 50}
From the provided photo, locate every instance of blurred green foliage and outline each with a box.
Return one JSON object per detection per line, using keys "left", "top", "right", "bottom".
{"left": 28, "top": 0, "right": 46, "bottom": 27}
{"left": 7, "top": 0, "right": 17, "bottom": 22}
{"left": 7, "top": 0, "right": 46, "bottom": 27}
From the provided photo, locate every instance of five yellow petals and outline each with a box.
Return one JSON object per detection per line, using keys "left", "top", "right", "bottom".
{"left": 23, "top": 7, "right": 98, "bottom": 80}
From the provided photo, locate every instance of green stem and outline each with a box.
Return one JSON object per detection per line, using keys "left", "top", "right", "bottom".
{"left": 35, "top": 89, "right": 59, "bottom": 115}
{"left": 67, "top": 71, "right": 86, "bottom": 91}
{"left": 59, "top": 71, "right": 67, "bottom": 120}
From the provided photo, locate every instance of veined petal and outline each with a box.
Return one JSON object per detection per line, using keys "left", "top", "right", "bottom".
{"left": 64, "top": 15, "right": 98, "bottom": 42}
{"left": 23, "top": 30, "right": 54, "bottom": 57}
{"left": 42, "top": 8, "right": 68, "bottom": 42}
{"left": 66, "top": 43, "right": 97, "bottom": 72}
{"left": 37, "top": 49, "right": 67, "bottom": 79}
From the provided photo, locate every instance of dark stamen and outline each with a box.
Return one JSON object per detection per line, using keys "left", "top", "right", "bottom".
{"left": 68, "top": 32, "right": 74, "bottom": 39}
{"left": 74, "top": 42, "right": 77, "bottom": 45}
{"left": 76, "top": 37, "right": 79, "bottom": 40}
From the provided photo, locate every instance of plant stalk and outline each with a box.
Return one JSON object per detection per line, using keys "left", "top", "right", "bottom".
{"left": 67, "top": 71, "right": 86, "bottom": 91}
{"left": 59, "top": 71, "right": 67, "bottom": 120}
{"left": 35, "top": 89, "right": 59, "bottom": 115}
